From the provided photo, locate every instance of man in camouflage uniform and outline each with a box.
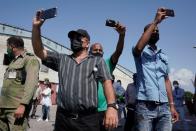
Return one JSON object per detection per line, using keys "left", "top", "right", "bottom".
{"left": 0, "top": 36, "right": 40, "bottom": 131}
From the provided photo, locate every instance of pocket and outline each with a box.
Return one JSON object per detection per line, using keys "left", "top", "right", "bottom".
{"left": 136, "top": 102, "right": 147, "bottom": 114}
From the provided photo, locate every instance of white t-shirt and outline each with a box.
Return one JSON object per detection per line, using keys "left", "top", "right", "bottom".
{"left": 40, "top": 87, "right": 52, "bottom": 106}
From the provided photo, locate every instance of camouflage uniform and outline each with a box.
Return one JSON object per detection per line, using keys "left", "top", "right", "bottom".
{"left": 0, "top": 51, "right": 40, "bottom": 131}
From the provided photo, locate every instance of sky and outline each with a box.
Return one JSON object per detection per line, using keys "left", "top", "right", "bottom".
{"left": 0, "top": 0, "right": 196, "bottom": 93}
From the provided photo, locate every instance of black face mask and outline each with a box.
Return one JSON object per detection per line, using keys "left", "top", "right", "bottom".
{"left": 90, "top": 52, "right": 103, "bottom": 57}
{"left": 71, "top": 38, "right": 83, "bottom": 53}
{"left": 148, "top": 33, "right": 159, "bottom": 45}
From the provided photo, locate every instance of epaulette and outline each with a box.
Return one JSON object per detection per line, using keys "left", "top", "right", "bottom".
{"left": 26, "top": 53, "right": 34, "bottom": 56}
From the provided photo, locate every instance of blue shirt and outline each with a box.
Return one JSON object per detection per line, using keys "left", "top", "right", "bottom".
{"left": 133, "top": 45, "right": 170, "bottom": 102}
{"left": 173, "top": 87, "right": 185, "bottom": 107}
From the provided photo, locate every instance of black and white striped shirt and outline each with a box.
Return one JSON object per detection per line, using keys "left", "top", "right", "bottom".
{"left": 42, "top": 51, "right": 112, "bottom": 113}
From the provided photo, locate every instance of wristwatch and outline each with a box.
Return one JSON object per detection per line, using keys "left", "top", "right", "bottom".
{"left": 107, "top": 102, "right": 119, "bottom": 110}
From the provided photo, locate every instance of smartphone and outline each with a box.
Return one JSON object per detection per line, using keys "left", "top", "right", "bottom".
{"left": 41, "top": 7, "right": 57, "bottom": 20}
{"left": 165, "top": 9, "right": 175, "bottom": 17}
{"left": 105, "top": 19, "right": 116, "bottom": 27}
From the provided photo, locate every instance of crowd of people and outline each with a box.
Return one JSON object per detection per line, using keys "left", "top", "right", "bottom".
{"left": 0, "top": 7, "right": 196, "bottom": 131}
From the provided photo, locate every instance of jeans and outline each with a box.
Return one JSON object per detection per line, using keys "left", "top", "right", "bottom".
{"left": 42, "top": 105, "right": 50, "bottom": 120}
{"left": 135, "top": 101, "right": 172, "bottom": 131}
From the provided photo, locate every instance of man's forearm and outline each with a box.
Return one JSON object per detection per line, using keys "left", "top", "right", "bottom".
{"left": 165, "top": 78, "right": 175, "bottom": 106}
{"left": 103, "top": 80, "right": 116, "bottom": 104}
{"left": 32, "top": 26, "right": 45, "bottom": 60}
{"left": 111, "top": 34, "right": 125, "bottom": 64}
{"left": 116, "top": 34, "right": 125, "bottom": 55}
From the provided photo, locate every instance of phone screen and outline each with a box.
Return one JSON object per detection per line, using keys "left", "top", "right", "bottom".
{"left": 41, "top": 7, "right": 57, "bottom": 20}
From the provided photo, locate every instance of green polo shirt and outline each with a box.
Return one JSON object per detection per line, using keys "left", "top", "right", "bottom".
{"left": 98, "top": 56, "right": 116, "bottom": 112}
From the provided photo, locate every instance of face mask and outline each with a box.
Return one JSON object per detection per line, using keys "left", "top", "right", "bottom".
{"left": 90, "top": 52, "right": 103, "bottom": 57}
{"left": 173, "top": 84, "right": 179, "bottom": 88}
{"left": 148, "top": 33, "right": 159, "bottom": 45}
{"left": 71, "top": 38, "right": 83, "bottom": 53}
{"left": 7, "top": 47, "right": 15, "bottom": 61}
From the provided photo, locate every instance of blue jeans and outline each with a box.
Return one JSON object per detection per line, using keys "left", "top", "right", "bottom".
{"left": 42, "top": 105, "right": 50, "bottom": 120}
{"left": 135, "top": 101, "right": 172, "bottom": 131}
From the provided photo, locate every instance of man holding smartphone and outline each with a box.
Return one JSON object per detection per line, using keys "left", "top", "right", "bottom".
{"left": 32, "top": 9, "right": 118, "bottom": 131}
{"left": 132, "top": 8, "right": 179, "bottom": 131}
{"left": 89, "top": 21, "right": 126, "bottom": 131}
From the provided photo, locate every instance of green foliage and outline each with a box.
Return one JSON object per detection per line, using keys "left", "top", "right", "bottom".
{"left": 185, "top": 91, "right": 194, "bottom": 101}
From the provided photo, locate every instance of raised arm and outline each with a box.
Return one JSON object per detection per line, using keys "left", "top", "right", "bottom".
{"left": 32, "top": 11, "right": 48, "bottom": 60}
{"left": 110, "top": 22, "right": 126, "bottom": 64}
{"left": 133, "top": 8, "right": 166, "bottom": 56}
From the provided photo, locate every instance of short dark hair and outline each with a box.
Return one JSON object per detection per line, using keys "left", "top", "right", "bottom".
{"left": 133, "top": 73, "right": 137, "bottom": 81}
{"left": 7, "top": 36, "right": 24, "bottom": 48}
{"left": 173, "top": 80, "right": 179, "bottom": 85}
{"left": 117, "top": 80, "right": 121, "bottom": 84}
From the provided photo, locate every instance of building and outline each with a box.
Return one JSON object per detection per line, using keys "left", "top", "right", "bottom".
{"left": 0, "top": 23, "right": 134, "bottom": 104}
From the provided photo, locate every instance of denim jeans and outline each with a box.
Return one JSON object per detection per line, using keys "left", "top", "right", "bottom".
{"left": 135, "top": 101, "right": 172, "bottom": 131}
{"left": 42, "top": 105, "right": 50, "bottom": 120}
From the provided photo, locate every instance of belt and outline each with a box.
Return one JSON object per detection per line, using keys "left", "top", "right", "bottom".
{"left": 57, "top": 106, "right": 97, "bottom": 119}
{"left": 137, "top": 100, "right": 166, "bottom": 105}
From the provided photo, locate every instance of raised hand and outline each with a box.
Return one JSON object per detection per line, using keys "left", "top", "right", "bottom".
{"left": 32, "top": 10, "right": 45, "bottom": 28}
{"left": 115, "top": 22, "right": 126, "bottom": 35}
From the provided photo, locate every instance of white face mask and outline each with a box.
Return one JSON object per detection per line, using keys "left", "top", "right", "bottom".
{"left": 173, "top": 84, "right": 179, "bottom": 88}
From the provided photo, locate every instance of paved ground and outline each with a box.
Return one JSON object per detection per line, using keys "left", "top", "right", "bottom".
{"left": 28, "top": 105, "right": 196, "bottom": 131}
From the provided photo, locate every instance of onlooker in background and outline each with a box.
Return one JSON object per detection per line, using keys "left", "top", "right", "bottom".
{"left": 37, "top": 79, "right": 52, "bottom": 122}
{"left": 32, "top": 10, "right": 118, "bottom": 131}
{"left": 89, "top": 21, "right": 126, "bottom": 131}
{"left": 172, "top": 80, "right": 189, "bottom": 131}
{"left": 0, "top": 36, "right": 40, "bottom": 131}
{"left": 132, "top": 8, "right": 179, "bottom": 131}
{"left": 124, "top": 73, "right": 137, "bottom": 131}
{"left": 30, "top": 82, "right": 42, "bottom": 119}
{"left": 113, "top": 79, "right": 126, "bottom": 126}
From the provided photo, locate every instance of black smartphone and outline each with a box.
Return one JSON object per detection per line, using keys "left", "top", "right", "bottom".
{"left": 165, "top": 9, "right": 175, "bottom": 17}
{"left": 41, "top": 7, "right": 57, "bottom": 20}
{"left": 105, "top": 19, "right": 116, "bottom": 27}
